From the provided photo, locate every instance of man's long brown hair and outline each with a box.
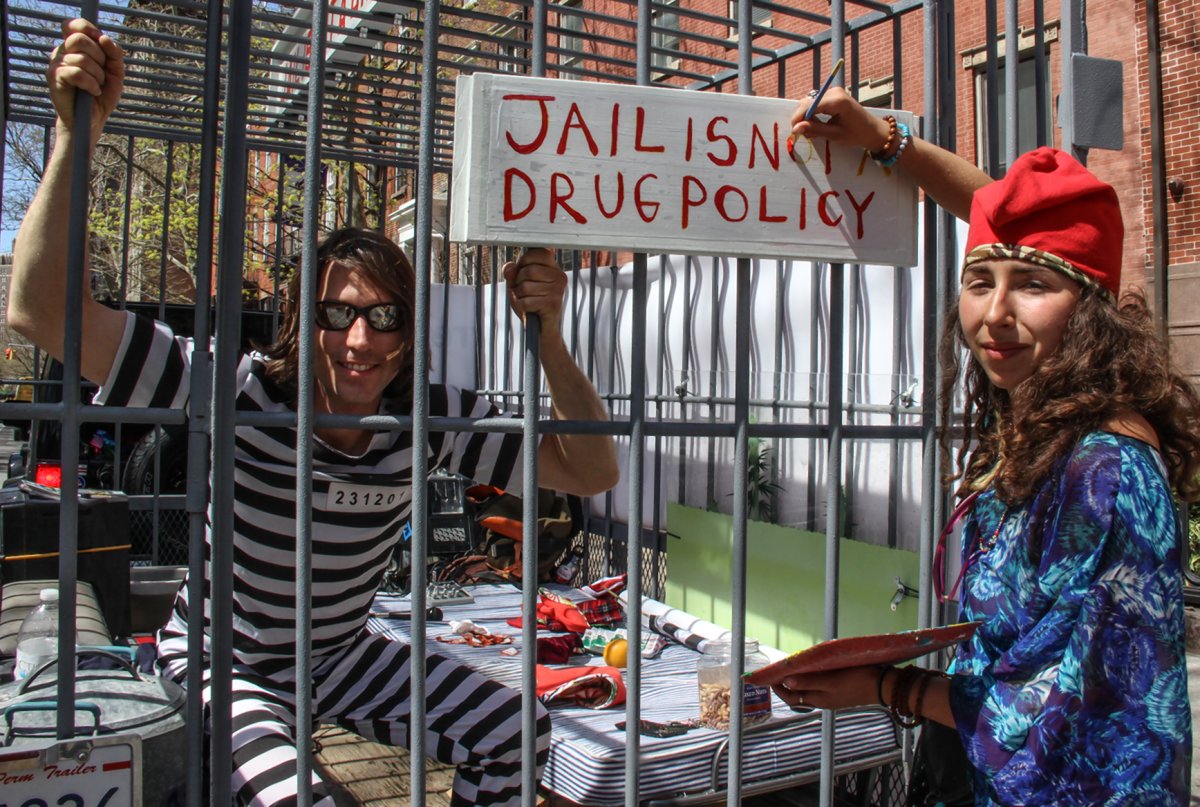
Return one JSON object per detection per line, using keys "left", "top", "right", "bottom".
{"left": 261, "top": 227, "right": 416, "bottom": 407}
{"left": 939, "top": 287, "right": 1200, "bottom": 504}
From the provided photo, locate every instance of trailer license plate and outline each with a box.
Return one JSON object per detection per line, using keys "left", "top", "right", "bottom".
{"left": 0, "top": 736, "right": 138, "bottom": 807}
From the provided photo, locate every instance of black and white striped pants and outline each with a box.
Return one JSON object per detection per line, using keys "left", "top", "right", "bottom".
{"left": 165, "top": 632, "right": 551, "bottom": 806}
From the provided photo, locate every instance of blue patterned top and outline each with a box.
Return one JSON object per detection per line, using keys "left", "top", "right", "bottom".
{"left": 948, "top": 432, "right": 1192, "bottom": 805}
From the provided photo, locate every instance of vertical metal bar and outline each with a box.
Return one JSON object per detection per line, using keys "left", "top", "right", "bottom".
{"left": 1060, "top": 0, "right": 1085, "bottom": 162}
{"left": 522, "top": 3, "right": 549, "bottom": 803}
{"left": 622, "top": 3, "right": 652, "bottom": 801}
{"left": 1147, "top": 0, "right": 1169, "bottom": 338}
{"left": 726, "top": 258, "right": 752, "bottom": 807}
{"left": 892, "top": 15, "right": 903, "bottom": 109}
{"left": 112, "top": 134, "right": 134, "bottom": 524}
{"left": 724, "top": 4, "right": 756, "bottom": 799}
{"left": 28, "top": 129, "right": 50, "bottom": 476}
{"left": 120, "top": 135, "right": 132, "bottom": 303}
{"left": 294, "top": 2, "right": 329, "bottom": 804}
{"left": 490, "top": 250, "right": 500, "bottom": 397}
{"left": 773, "top": 66, "right": 789, "bottom": 510}
{"left": 651, "top": 255, "right": 669, "bottom": 595}
{"left": 678, "top": 256, "right": 694, "bottom": 504}
{"left": 605, "top": 262, "right": 617, "bottom": 564}
{"left": 819, "top": 4, "right": 846, "bottom": 800}
{"left": 819, "top": 263, "right": 845, "bottom": 807}
{"left": 150, "top": 139, "right": 174, "bottom": 560}
{"left": 209, "top": 2, "right": 253, "bottom": 802}
{"left": 475, "top": 246, "right": 486, "bottom": 387}
{"left": 888, "top": 267, "right": 904, "bottom": 549}
{"left": 55, "top": 0, "right": 100, "bottom": 741}
{"left": 577, "top": 254, "right": 595, "bottom": 550}
{"left": 1033, "top": 0, "right": 1048, "bottom": 146}
{"left": 984, "top": 0, "right": 1000, "bottom": 176}
{"left": 773, "top": 259, "right": 786, "bottom": 505}
{"left": 622, "top": 255, "right": 649, "bottom": 807}
{"left": 439, "top": 246, "right": 451, "bottom": 375}
{"left": 569, "top": 252, "right": 580, "bottom": 360}
{"left": 806, "top": 263, "right": 821, "bottom": 530}
{"left": 926, "top": 0, "right": 957, "bottom": 636}
{"left": 159, "top": 141, "right": 173, "bottom": 308}
{"left": 504, "top": 248, "right": 515, "bottom": 409}
{"left": 271, "top": 154, "right": 288, "bottom": 334}
{"left": 706, "top": 260, "right": 720, "bottom": 509}
{"left": 850, "top": 31, "right": 859, "bottom": 99}
{"left": 378, "top": 165, "right": 389, "bottom": 230}
{"left": 1004, "top": 0, "right": 1019, "bottom": 167}
{"left": 412, "top": 2, "right": 444, "bottom": 804}
{"left": 520, "top": 286, "right": 544, "bottom": 807}
{"left": 587, "top": 252, "right": 599, "bottom": 382}
{"left": 185, "top": 2, "right": 223, "bottom": 803}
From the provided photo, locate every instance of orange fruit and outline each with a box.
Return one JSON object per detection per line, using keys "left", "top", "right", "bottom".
{"left": 603, "top": 638, "right": 628, "bottom": 668}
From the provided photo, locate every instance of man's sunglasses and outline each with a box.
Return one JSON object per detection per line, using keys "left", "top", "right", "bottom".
{"left": 314, "top": 301, "right": 404, "bottom": 333}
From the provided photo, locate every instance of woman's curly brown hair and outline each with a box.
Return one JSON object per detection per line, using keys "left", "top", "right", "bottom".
{"left": 261, "top": 227, "right": 416, "bottom": 408}
{"left": 939, "top": 287, "right": 1200, "bottom": 504}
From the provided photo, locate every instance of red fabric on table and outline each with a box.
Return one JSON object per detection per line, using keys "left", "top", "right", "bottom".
{"left": 507, "top": 594, "right": 590, "bottom": 634}
{"left": 577, "top": 594, "right": 623, "bottom": 628}
{"left": 536, "top": 635, "right": 582, "bottom": 663}
{"left": 535, "top": 664, "right": 626, "bottom": 708}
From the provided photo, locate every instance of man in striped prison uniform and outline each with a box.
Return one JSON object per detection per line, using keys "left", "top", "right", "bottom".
{"left": 13, "top": 20, "right": 619, "bottom": 806}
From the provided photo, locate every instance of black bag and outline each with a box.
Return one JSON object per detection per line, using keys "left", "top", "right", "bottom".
{"left": 905, "top": 721, "right": 976, "bottom": 807}
{"left": 465, "top": 485, "right": 576, "bottom": 582}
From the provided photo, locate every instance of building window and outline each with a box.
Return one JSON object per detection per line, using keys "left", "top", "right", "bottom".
{"left": 652, "top": 0, "right": 681, "bottom": 81}
{"left": 973, "top": 56, "right": 1053, "bottom": 175}
{"left": 964, "top": 23, "right": 1059, "bottom": 176}
{"left": 855, "top": 78, "right": 894, "bottom": 109}
{"left": 728, "top": 0, "right": 771, "bottom": 38}
{"left": 498, "top": 40, "right": 524, "bottom": 73}
{"left": 557, "top": 3, "right": 585, "bottom": 68}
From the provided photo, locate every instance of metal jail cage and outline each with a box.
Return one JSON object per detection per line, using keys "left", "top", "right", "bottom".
{"left": 0, "top": 1, "right": 1191, "bottom": 806}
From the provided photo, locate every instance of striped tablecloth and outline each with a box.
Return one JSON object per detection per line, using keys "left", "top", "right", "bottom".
{"left": 369, "top": 584, "right": 900, "bottom": 806}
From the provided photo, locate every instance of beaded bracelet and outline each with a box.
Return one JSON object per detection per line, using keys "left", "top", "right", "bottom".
{"left": 877, "top": 122, "right": 911, "bottom": 168}
{"left": 888, "top": 666, "right": 924, "bottom": 729}
{"left": 912, "top": 670, "right": 934, "bottom": 721}
{"left": 868, "top": 115, "right": 898, "bottom": 161}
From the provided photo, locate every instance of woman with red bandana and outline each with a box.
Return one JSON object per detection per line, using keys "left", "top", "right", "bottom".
{"left": 774, "top": 88, "right": 1199, "bottom": 805}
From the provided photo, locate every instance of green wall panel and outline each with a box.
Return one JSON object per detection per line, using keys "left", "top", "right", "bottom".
{"left": 664, "top": 502, "right": 922, "bottom": 654}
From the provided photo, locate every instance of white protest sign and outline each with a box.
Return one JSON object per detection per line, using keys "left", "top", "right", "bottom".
{"left": 450, "top": 74, "right": 918, "bottom": 266}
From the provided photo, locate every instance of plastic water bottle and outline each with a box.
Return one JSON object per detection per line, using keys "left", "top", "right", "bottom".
{"left": 14, "top": 588, "right": 60, "bottom": 680}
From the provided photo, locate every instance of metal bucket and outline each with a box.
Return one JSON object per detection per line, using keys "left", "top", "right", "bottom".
{"left": 0, "top": 650, "right": 187, "bottom": 806}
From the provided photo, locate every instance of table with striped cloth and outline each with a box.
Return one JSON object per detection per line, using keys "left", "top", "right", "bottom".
{"left": 368, "top": 584, "right": 901, "bottom": 806}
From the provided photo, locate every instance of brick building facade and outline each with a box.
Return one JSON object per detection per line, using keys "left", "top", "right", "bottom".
{"left": 539, "top": 0, "right": 1196, "bottom": 383}
{"left": 246, "top": 0, "right": 1197, "bottom": 382}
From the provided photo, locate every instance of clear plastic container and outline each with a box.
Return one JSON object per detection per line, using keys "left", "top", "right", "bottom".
{"left": 696, "top": 639, "right": 772, "bottom": 729}
{"left": 14, "top": 588, "right": 60, "bottom": 680}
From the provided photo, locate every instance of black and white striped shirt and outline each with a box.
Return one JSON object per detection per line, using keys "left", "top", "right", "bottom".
{"left": 96, "top": 312, "right": 525, "bottom": 680}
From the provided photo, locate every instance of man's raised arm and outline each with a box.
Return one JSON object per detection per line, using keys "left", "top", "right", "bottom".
{"left": 9, "top": 18, "right": 129, "bottom": 385}
{"left": 503, "top": 249, "right": 620, "bottom": 497}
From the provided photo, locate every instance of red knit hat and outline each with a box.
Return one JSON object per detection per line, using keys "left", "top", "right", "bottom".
{"left": 963, "top": 147, "right": 1123, "bottom": 298}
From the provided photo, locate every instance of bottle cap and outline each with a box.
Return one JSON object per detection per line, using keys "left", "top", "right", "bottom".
{"left": 702, "top": 638, "right": 760, "bottom": 655}
{"left": 39, "top": 588, "right": 59, "bottom": 603}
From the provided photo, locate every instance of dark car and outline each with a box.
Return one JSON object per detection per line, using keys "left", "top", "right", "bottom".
{"left": 2, "top": 301, "right": 277, "bottom": 562}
